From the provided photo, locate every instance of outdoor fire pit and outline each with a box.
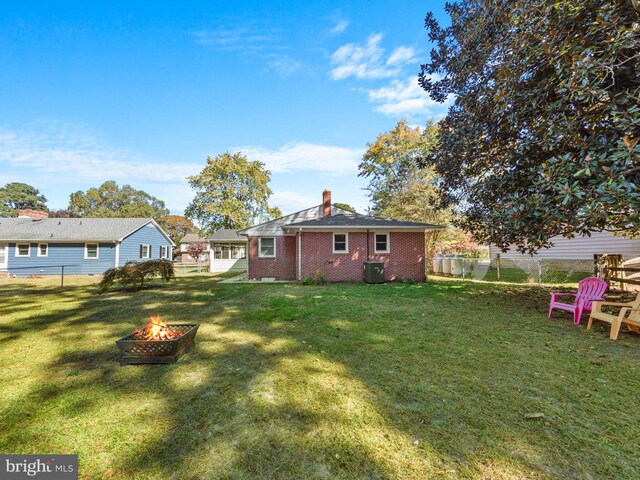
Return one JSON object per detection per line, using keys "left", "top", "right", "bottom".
{"left": 116, "top": 316, "right": 200, "bottom": 365}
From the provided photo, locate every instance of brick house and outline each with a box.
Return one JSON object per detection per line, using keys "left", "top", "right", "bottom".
{"left": 239, "top": 191, "right": 442, "bottom": 282}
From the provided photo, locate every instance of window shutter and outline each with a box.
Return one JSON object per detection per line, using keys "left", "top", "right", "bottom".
{"left": 149, "top": 246, "right": 152, "bottom": 258}
{"left": 140, "top": 245, "right": 143, "bottom": 258}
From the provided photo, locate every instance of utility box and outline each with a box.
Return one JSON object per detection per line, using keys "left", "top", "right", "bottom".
{"left": 364, "top": 261, "right": 385, "bottom": 284}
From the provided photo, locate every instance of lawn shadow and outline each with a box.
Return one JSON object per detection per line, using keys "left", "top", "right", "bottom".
{"left": 2, "top": 277, "right": 640, "bottom": 479}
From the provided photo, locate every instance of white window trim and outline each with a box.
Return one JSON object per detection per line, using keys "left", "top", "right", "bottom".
{"left": 160, "top": 245, "right": 169, "bottom": 259}
{"left": 332, "top": 232, "right": 349, "bottom": 254}
{"left": 37, "top": 243, "right": 48, "bottom": 257}
{"left": 374, "top": 232, "right": 390, "bottom": 254}
{"left": 141, "top": 244, "right": 151, "bottom": 259}
{"left": 84, "top": 243, "right": 99, "bottom": 260}
{"left": 258, "top": 237, "right": 276, "bottom": 258}
{"left": 15, "top": 243, "right": 30, "bottom": 257}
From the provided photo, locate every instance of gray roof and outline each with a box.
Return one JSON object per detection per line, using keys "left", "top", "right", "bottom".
{"left": 0, "top": 217, "right": 168, "bottom": 242}
{"left": 239, "top": 205, "right": 362, "bottom": 236}
{"left": 210, "top": 229, "right": 247, "bottom": 242}
{"left": 180, "top": 233, "right": 207, "bottom": 243}
{"left": 284, "top": 214, "right": 443, "bottom": 230}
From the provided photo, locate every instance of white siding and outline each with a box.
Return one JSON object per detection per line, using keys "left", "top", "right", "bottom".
{"left": 240, "top": 205, "right": 360, "bottom": 236}
{"left": 210, "top": 258, "right": 247, "bottom": 272}
{"left": 490, "top": 231, "right": 640, "bottom": 260}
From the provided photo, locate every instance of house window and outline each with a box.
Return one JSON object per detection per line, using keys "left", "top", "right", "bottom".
{"left": 16, "top": 244, "right": 30, "bottom": 257}
{"left": 374, "top": 233, "right": 390, "bottom": 253}
{"left": 38, "top": 243, "right": 48, "bottom": 257}
{"left": 140, "top": 244, "right": 151, "bottom": 259}
{"left": 259, "top": 237, "right": 275, "bottom": 257}
{"left": 214, "top": 244, "right": 247, "bottom": 260}
{"left": 85, "top": 243, "right": 99, "bottom": 259}
{"left": 232, "top": 245, "right": 246, "bottom": 259}
{"left": 160, "top": 246, "right": 168, "bottom": 259}
{"left": 333, "top": 233, "right": 348, "bottom": 253}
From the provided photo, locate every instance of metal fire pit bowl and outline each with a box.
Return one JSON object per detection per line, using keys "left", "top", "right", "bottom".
{"left": 116, "top": 324, "right": 200, "bottom": 365}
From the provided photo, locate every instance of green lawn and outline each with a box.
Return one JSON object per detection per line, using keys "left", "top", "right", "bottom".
{"left": 1, "top": 275, "right": 639, "bottom": 479}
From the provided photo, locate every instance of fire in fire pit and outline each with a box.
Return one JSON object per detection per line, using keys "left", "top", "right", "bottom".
{"left": 132, "top": 316, "right": 181, "bottom": 341}
{"left": 116, "top": 316, "right": 200, "bottom": 365}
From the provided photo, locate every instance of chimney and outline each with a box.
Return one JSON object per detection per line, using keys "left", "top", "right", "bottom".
{"left": 18, "top": 209, "right": 49, "bottom": 220}
{"left": 322, "top": 190, "right": 332, "bottom": 217}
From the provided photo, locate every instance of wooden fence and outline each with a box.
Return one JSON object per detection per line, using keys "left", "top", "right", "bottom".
{"left": 604, "top": 256, "right": 640, "bottom": 290}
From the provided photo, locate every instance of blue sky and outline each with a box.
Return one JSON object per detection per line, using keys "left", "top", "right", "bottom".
{"left": 0, "top": 1, "right": 451, "bottom": 216}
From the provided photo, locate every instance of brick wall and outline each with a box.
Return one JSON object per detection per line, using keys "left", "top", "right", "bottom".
{"left": 247, "top": 236, "right": 297, "bottom": 280}
{"left": 300, "top": 231, "right": 425, "bottom": 282}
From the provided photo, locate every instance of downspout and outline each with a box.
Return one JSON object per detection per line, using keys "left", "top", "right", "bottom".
{"left": 366, "top": 229, "right": 370, "bottom": 260}
{"left": 297, "top": 229, "right": 302, "bottom": 280}
{"left": 114, "top": 241, "right": 120, "bottom": 267}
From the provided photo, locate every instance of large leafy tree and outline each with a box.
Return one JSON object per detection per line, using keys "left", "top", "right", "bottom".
{"left": 419, "top": 0, "right": 640, "bottom": 253}
{"left": 0, "top": 182, "right": 48, "bottom": 217}
{"left": 157, "top": 215, "right": 198, "bottom": 245}
{"left": 186, "top": 152, "right": 279, "bottom": 234}
{"left": 359, "top": 121, "right": 461, "bottom": 259}
{"left": 68, "top": 181, "right": 169, "bottom": 219}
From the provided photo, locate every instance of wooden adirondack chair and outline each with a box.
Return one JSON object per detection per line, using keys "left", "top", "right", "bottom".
{"left": 587, "top": 292, "right": 640, "bottom": 340}
{"left": 548, "top": 277, "right": 608, "bottom": 325}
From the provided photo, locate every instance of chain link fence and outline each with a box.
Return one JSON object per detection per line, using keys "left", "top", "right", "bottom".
{"left": 431, "top": 256, "right": 593, "bottom": 285}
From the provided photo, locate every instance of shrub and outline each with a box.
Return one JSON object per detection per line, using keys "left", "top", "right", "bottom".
{"left": 99, "top": 259, "right": 175, "bottom": 292}
{"left": 299, "top": 276, "right": 315, "bottom": 285}
{"left": 314, "top": 270, "right": 326, "bottom": 285}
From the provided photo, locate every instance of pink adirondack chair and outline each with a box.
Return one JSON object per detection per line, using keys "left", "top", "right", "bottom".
{"left": 548, "top": 277, "right": 608, "bottom": 324}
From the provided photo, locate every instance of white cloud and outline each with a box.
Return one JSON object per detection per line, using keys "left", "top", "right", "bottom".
{"left": 0, "top": 124, "right": 203, "bottom": 213}
{"left": 0, "top": 125, "right": 201, "bottom": 183}
{"left": 193, "top": 27, "right": 301, "bottom": 77}
{"left": 235, "top": 142, "right": 363, "bottom": 175}
{"left": 330, "top": 33, "right": 415, "bottom": 80}
{"left": 192, "top": 28, "right": 277, "bottom": 51}
{"left": 327, "top": 18, "right": 349, "bottom": 35}
{"left": 386, "top": 46, "right": 416, "bottom": 66}
{"left": 366, "top": 76, "right": 453, "bottom": 118}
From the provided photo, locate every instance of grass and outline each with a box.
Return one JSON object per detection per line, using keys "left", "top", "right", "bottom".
{"left": 1, "top": 275, "right": 639, "bottom": 479}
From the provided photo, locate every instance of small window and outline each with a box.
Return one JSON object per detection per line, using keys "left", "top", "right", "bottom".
{"left": 232, "top": 245, "right": 246, "bottom": 259}
{"left": 16, "top": 244, "right": 30, "bottom": 257}
{"left": 140, "top": 244, "right": 150, "bottom": 259}
{"left": 160, "top": 246, "right": 168, "bottom": 259}
{"left": 85, "top": 243, "right": 99, "bottom": 259}
{"left": 374, "top": 233, "right": 390, "bottom": 253}
{"left": 333, "top": 233, "right": 348, "bottom": 253}
{"left": 38, "top": 243, "right": 48, "bottom": 257}
{"left": 259, "top": 237, "right": 275, "bottom": 258}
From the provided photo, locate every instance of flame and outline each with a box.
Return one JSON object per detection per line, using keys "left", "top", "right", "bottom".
{"left": 133, "top": 316, "right": 179, "bottom": 340}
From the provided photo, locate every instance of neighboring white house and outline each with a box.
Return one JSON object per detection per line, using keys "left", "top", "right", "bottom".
{"left": 490, "top": 230, "right": 640, "bottom": 261}
{"left": 209, "top": 229, "right": 247, "bottom": 273}
{"left": 179, "top": 233, "right": 210, "bottom": 264}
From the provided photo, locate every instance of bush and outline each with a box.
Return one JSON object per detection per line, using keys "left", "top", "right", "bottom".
{"left": 299, "top": 271, "right": 327, "bottom": 286}
{"left": 99, "top": 259, "right": 175, "bottom": 292}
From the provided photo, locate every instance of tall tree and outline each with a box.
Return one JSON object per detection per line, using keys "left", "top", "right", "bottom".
{"left": 186, "top": 152, "right": 279, "bottom": 234}
{"left": 0, "top": 182, "right": 48, "bottom": 217}
{"left": 419, "top": 0, "right": 640, "bottom": 253}
{"left": 359, "top": 121, "right": 461, "bottom": 260}
{"left": 333, "top": 202, "right": 356, "bottom": 213}
{"left": 158, "top": 215, "right": 198, "bottom": 245}
{"left": 68, "top": 181, "right": 169, "bottom": 219}
{"left": 359, "top": 120, "right": 437, "bottom": 215}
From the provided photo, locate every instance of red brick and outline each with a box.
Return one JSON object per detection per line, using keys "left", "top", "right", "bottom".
{"left": 247, "top": 232, "right": 425, "bottom": 282}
